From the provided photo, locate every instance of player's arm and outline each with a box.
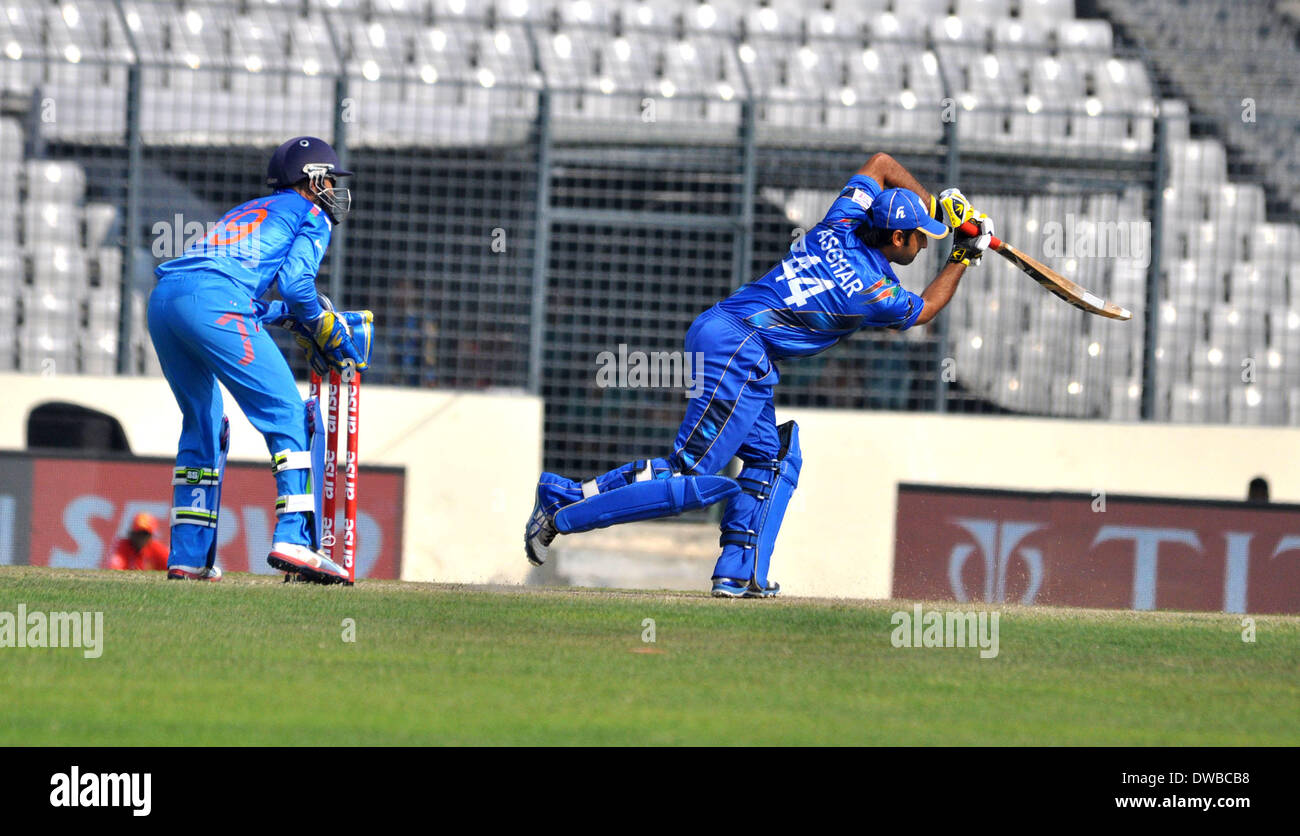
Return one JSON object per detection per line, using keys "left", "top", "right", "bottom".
{"left": 274, "top": 219, "right": 328, "bottom": 324}
{"left": 275, "top": 213, "right": 364, "bottom": 370}
{"left": 858, "top": 153, "right": 976, "bottom": 231}
{"left": 914, "top": 261, "right": 966, "bottom": 326}
{"left": 857, "top": 153, "right": 932, "bottom": 210}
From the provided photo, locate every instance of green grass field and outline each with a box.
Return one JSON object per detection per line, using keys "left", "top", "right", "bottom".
{"left": 1, "top": 567, "right": 1297, "bottom": 745}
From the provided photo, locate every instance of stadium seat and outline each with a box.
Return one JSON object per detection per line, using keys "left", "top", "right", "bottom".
{"left": 743, "top": 1, "right": 804, "bottom": 37}
{"left": 662, "top": 35, "right": 742, "bottom": 95}
{"left": 23, "top": 203, "right": 81, "bottom": 249}
{"left": 29, "top": 247, "right": 89, "bottom": 293}
{"left": 1057, "top": 19, "right": 1114, "bottom": 52}
{"left": 1169, "top": 139, "right": 1228, "bottom": 186}
{"left": 869, "top": 11, "right": 928, "bottom": 40}
{"left": 38, "top": 75, "right": 130, "bottom": 141}
{"left": 620, "top": 0, "right": 688, "bottom": 31}
{"left": 957, "top": 0, "right": 1012, "bottom": 19}
{"left": 25, "top": 161, "right": 86, "bottom": 204}
{"left": 681, "top": 0, "right": 744, "bottom": 35}
{"left": 18, "top": 331, "right": 76, "bottom": 375}
{"left": 1018, "top": 0, "right": 1075, "bottom": 20}
{"left": 423, "top": 0, "right": 489, "bottom": 18}
{"left": 930, "top": 15, "right": 990, "bottom": 45}
{"left": 806, "top": 0, "right": 879, "bottom": 37}
{"left": 1168, "top": 383, "right": 1213, "bottom": 423}
{"left": 993, "top": 17, "right": 1052, "bottom": 49}
{"left": 80, "top": 326, "right": 119, "bottom": 376}
{"left": 556, "top": 0, "right": 617, "bottom": 26}
{"left": 1108, "top": 379, "right": 1143, "bottom": 421}
{"left": 1029, "top": 55, "right": 1086, "bottom": 101}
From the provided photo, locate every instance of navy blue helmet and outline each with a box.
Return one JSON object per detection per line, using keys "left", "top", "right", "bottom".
{"left": 267, "top": 136, "right": 353, "bottom": 222}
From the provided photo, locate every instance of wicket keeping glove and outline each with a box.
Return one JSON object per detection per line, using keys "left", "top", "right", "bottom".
{"left": 933, "top": 188, "right": 976, "bottom": 229}
{"left": 292, "top": 309, "right": 373, "bottom": 375}
{"left": 309, "top": 309, "right": 364, "bottom": 373}
{"left": 290, "top": 323, "right": 332, "bottom": 378}
{"left": 948, "top": 213, "right": 995, "bottom": 267}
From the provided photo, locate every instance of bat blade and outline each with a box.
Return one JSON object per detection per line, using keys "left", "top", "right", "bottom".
{"left": 956, "top": 221, "right": 1132, "bottom": 321}
{"left": 995, "top": 242, "right": 1132, "bottom": 321}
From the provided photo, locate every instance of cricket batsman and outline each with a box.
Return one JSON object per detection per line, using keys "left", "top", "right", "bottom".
{"left": 525, "top": 153, "right": 993, "bottom": 597}
{"left": 148, "top": 136, "right": 368, "bottom": 584}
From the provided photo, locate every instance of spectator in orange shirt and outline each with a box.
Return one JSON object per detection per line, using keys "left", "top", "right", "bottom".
{"left": 107, "top": 513, "right": 168, "bottom": 571}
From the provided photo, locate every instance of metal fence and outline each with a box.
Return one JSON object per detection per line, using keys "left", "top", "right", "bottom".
{"left": 3, "top": 0, "right": 1296, "bottom": 479}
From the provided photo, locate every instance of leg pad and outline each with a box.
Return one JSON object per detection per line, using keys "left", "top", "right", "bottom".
{"left": 555, "top": 474, "right": 740, "bottom": 534}
{"left": 713, "top": 420, "right": 802, "bottom": 590}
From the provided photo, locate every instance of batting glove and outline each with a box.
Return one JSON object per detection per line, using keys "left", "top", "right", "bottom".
{"left": 933, "top": 188, "right": 976, "bottom": 229}
{"left": 948, "top": 213, "right": 995, "bottom": 267}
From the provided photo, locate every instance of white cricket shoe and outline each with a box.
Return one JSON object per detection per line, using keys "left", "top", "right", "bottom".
{"left": 267, "top": 542, "right": 350, "bottom": 585}
{"left": 167, "top": 564, "right": 223, "bottom": 581}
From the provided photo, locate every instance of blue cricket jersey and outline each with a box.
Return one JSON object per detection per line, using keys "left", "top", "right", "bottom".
{"left": 155, "top": 189, "right": 331, "bottom": 323}
{"left": 717, "top": 174, "right": 925, "bottom": 360}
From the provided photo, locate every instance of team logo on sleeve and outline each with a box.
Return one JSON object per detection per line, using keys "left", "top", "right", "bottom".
{"left": 838, "top": 187, "right": 874, "bottom": 210}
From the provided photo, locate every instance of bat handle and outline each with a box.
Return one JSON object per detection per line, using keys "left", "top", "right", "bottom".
{"left": 956, "top": 220, "right": 1002, "bottom": 251}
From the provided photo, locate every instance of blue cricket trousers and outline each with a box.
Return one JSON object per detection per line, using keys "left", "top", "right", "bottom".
{"left": 147, "top": 275, "right": 312, "bottom": 569}
{"left": 538, "top": 305, "right": 781, "bottom": 507}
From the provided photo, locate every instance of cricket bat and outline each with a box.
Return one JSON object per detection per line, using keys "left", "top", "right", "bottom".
{"left": 956, "top": 220, "right": 1132, "bottom": 321}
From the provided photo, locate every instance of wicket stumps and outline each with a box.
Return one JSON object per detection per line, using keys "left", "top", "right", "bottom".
{"left": 309, "top": 364, "right": 361, "bottom": 585}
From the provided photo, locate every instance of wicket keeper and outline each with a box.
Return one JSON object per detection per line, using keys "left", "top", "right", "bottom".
{"left": 525, "top": 153, "right": 994, "bottom": 597}
{"left": 148, "top": 136, "right": 366, "bottom": 584}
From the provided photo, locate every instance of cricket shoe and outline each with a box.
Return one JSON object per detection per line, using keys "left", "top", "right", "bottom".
{"left": 710, "top": 578, "right": 781, "bottom": 598}
{"left": 522, "top": 483, "right": 559, "bottom": 569}
{"left": 524, "top": 488, "right": 558, "bottom": 566}
{"left": 167, "top": 565, "right": 223, "bottom": 582}
{"left": 267, "top": 542, "right": 350, "bottom": 585}
{"left": 710, "top": 578, "right": 748, "bottom": 598}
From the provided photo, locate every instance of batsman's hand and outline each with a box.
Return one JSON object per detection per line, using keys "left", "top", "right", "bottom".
{"left": 934, "top": 188, "right": 976, "bottom": 229}
{"left": 948, "top": 213, "right": 995, "bottom": 267}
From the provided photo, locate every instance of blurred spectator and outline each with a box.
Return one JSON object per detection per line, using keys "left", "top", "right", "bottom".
{"left": 1247, "top": 476, "right": 1270, "bottom": 504}
{"left": 391, "top": 279, "right": 439, "bottom": 388}
{"left": 107, "top": 513, "right": 168, "bottom": 571}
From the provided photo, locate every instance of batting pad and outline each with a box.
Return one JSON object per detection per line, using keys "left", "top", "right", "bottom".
{"left": 554, "top": 474, "right": 741, "bottom": 534}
